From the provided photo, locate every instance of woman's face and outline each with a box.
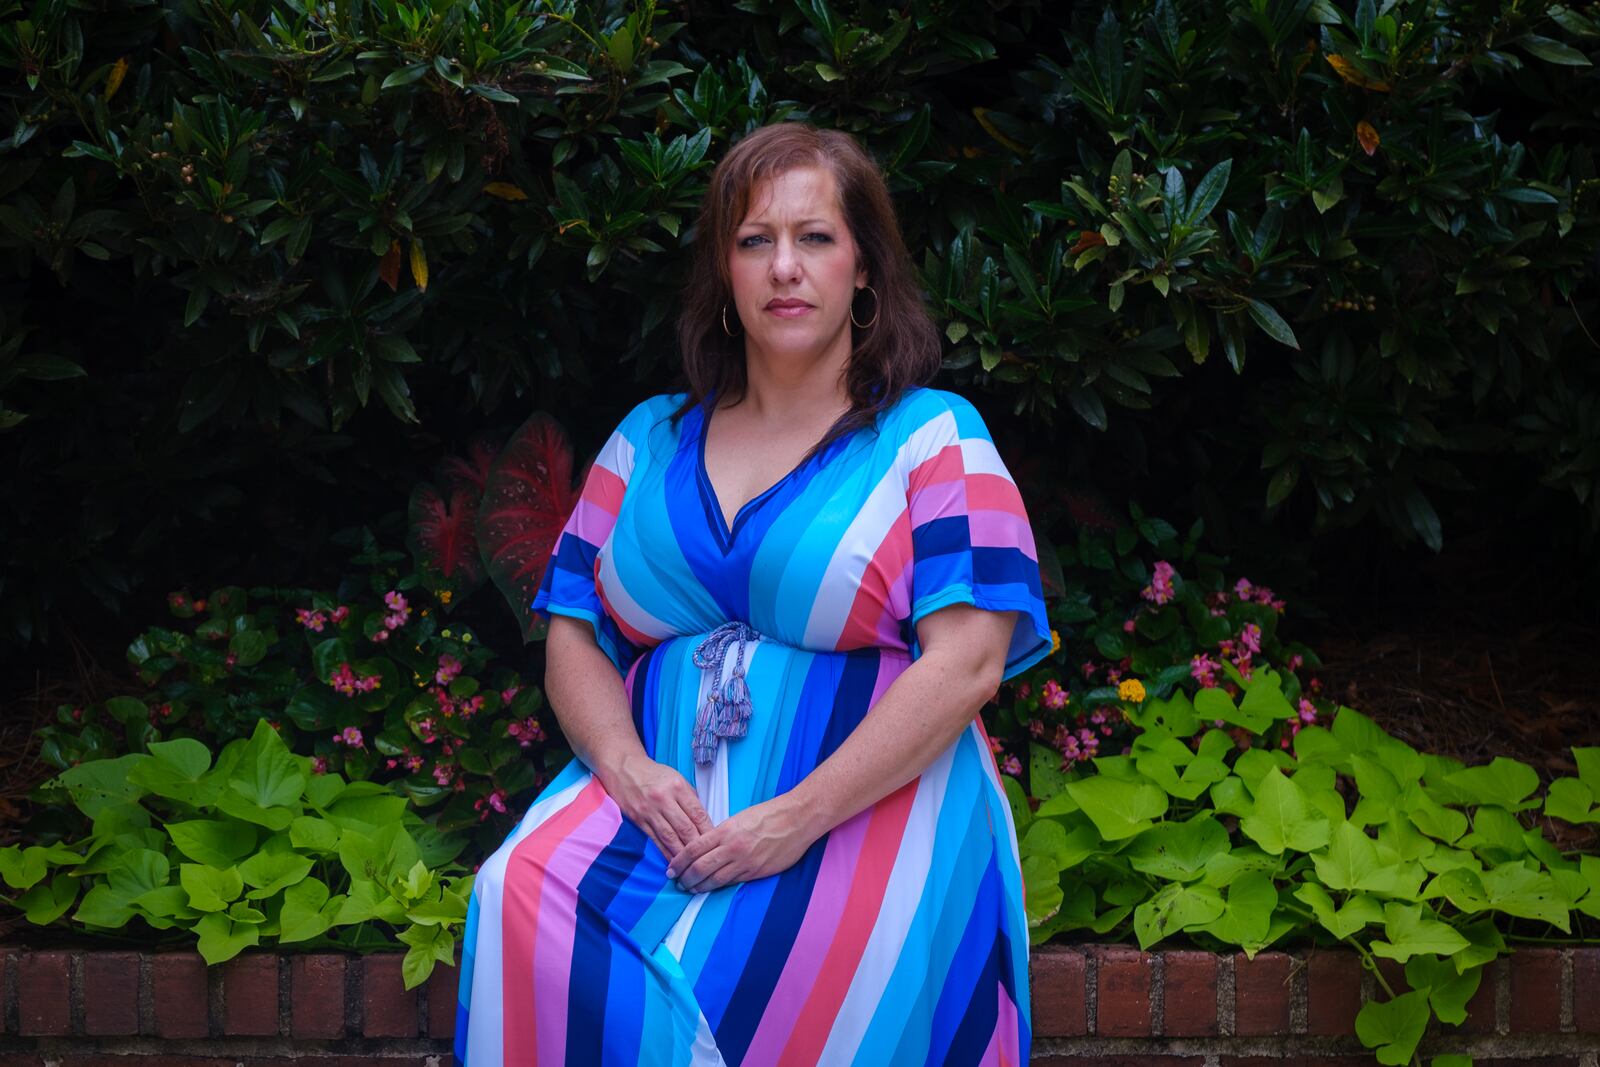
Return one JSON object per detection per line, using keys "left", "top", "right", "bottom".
{"left": 726, "top": 164, "right": 869, "bottom": 372}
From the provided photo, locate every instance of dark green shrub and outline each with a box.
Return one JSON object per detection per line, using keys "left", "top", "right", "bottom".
{"left": 1, "top": 0, "right": 1596, "bottom": 658}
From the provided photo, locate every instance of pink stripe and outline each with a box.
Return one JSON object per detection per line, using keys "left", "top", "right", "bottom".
{"left": 868, "top": 648, "right": 909, "bottom": 707}
{"left": 907, "top": 477, "right": 965, "bottom": 523}
{"left": 967, "top": 509, "right": 1038, "bottom": 556}
{"left": 565, "top": 498, "right": 621, "bottom": 546}
{"left": 908, "top": 443, "right": 964, "bottom": 493}
{"left": 979, "top": 1025, "right": 1000, "bottom": 1066}
{"left": 741, "top": 815, "right": 872, "bottom": 1064}
{"left": 838, "top": 511, "right": 911, "bottom": 648}
{"left": 964, "top": 471, "right": 1024, "bottom": 513}
{"left": 995, "top": 981, "right": 1021, "bottom": 1067}
{"left": 595, "top": 577, "right": 657, "bottom": 648}
{"left": 583, "top": 464, "right": 627, "bottom": 515}
{"left": 533, "top": 797, "right": 623, "bottom": 1065}
{"left": 500, "top": 778, "right": 608, "bottom": 1063}
{"left": 776, "top": 781, "right": 919, "bottom": 1067}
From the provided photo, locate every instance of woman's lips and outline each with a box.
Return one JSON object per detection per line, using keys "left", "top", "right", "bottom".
{"left": 765, "top": 302, "right": 813, "bottom": 318}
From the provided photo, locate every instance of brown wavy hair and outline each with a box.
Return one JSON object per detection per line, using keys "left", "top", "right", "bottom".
{"left": 672, "top": 121, "right": 942, "bottom": 457}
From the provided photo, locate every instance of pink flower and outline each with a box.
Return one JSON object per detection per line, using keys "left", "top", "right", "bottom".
{"left": 1080, "top": 660, "right": 1098, "bottom": 677}
{"left": 330, "top": 605, "right": 350, "bottom": 624}
{"left": 1122, "top": 618, "right": 1136, "bottom": 633}
{"left": 1017, "top": 682, "right": 1032, "bottom": 698}
{"left": 328, "top": 663, "right": 359, "bottom": 696}
{"left": 1190, "top": 653, "right": 1220, "bottom": 688}
{"left": 1288, "top": 653, "right": 1303, "bottom": 671}
{"left": 1001, "top": 755, "right": 1022, "bottom": 777}
{"left": 417, "top": 718, "right": 438, "bottom": 743}
{"left": 333, "top": 726, "right": 363, "bottom": 748}
{"left": 311, "top": 756, "right": 329, "bottom": 775}
{"left": 1235, "top": 577, "right": 1253, "bottom": 600}
{"left": 1240, "top": 622, "right": 1262, "bottom": 655}
{"left": 459, "top": 694, "right": 484, "bottom": 719}
{"left": 384, "top": 590, "right": 408, "bottom": 613}
{"left": 1297, "top": 698, "right": 1318, "bottom": 724}
{"left": 487, "top": 789, "right": 507, "bottom": 814}
{"left": 383, "top": 611, "right": 407, "bottom": 631}
{"left": 296, "top": 608, "right": 326, "bottom": 631}
{"left": 435, "top": 654, "right": 463, "bottom": 686}
{"left": 1027, "top": 719, "right": 1045, "bottom": 739}
{"left": 432, "top": 762, "right": 454, "bottom": 787}
{"left": 1041, "top": 679, "right": 1068, "bottom": 710}
{"left": 988, "top": 735, "right": 1005, "bottom": 756}
{"left": 1141, "top": 561, "right": 1177, "bottom": 605}
{"left": 1077, "top": 727, "right": 1096, "bottom": 745}
{"left": 500, "top": 685, "right": 520, "bottom": 706}
{"left": 1090, "top": 709, "right": 1106, "bottom": 725}
{"left": 1100, "top": 724, "right": 1112, "bottom": 736}
{"left": 371, "top": 628, "right": 391, "bottom": 643}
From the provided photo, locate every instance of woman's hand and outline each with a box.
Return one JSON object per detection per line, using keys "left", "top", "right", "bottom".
{"left": 665, "top": 795, "right": 816, "bottom": 893}
{"left": 600, "top": 750, "right": 715, "bottom": 861}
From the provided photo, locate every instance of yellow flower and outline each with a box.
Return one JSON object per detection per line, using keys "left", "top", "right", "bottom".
{"left": 462, "top": 633, "right": 473, "bottom": 643}
{"left": 442, "top": 629, "right": 452, "bottom": 638}
{"left": 439, "top": 589, "right": 453, "bottom": 605}
{"left": 1118, "top": 679, "right": 1147, "bottom": 703}
{"left": 1050, "top": 629, "right": 1061, "bottom": 655}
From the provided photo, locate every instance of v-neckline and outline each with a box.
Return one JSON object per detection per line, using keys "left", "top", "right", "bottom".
{"left": 694, "top": 396, "right": 849, "bottom": 549}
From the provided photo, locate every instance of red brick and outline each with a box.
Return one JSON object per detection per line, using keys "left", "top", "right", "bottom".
{"left": 1029, "top": 945, "right": 1087, "bottom": 1037}
{"left": 1220, "top": 1059, "right": 1377, "bottom": 1067}
{"left": 1233, "top": 951, "right": 1292, "bottom": 1036}
{"left": 1094, "top": 946, "right": 1153, "bottom": 1036}
{"left": 362, "top": 953, "right": 417, "bottom": 1037}
{"left": 1, "top": 948, "right": 15, "bottom": 1035}
{"left": 427, "top": 961, "right": 460, "bottom": 1039}
{"left": 80, "top": 951, "right": 139, "bottom": 1035}
{"left": 0, "top": 1056, "right": 45, "bottom": 1067}
{"left": 1034, "top": 1059, "right": 1203, "bottom": 1067}
{"left": 221, "top": 952, "right": 279, "bottom": 1036}
{"left": 1509, "top": 948, "right": 1562, "bottom": 1033}
{"left": 150, "top": 952, "right": 209, "bottom": 1038}
{"left": 290, "top": 954, "right": 346, "bottom": 1038}
{"left": 1306, "top": 949, "right": 1362, "bottom": 1035}
{"left": 1161, "top": 950, "right": 1217, "bottom": 1035}
{"left": 16, "top": 951, "right": 70, "bottom": 1036}
{"left": 1575, "top": 948, "right": 1600, "bottom": 1033}
{"left": 1462, "top": 957, "right": 1502, "bottom": 1035}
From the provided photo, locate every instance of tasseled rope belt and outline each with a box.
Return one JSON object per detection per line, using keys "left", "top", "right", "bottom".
{"left": 690, "top": 621, "right": 761, "bottom": 767}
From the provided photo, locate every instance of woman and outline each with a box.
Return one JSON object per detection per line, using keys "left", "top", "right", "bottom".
{"left": 453, "top": 121, "right": 1053, "bottom": 1066}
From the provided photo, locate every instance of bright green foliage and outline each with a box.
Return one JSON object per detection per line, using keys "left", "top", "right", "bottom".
{"left": 2, "top": 0, "right": 1598, "bottom": 652}
{"left": 1, "top": 720, "right": 472, "bottom": 987}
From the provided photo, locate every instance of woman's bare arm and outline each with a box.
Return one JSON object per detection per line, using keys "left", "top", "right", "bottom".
{"left": 544, "top": 614, "right": 712, "bottom": 856}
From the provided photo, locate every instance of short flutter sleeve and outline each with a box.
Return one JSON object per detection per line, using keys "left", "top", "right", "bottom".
{"left": 530, "top": 400, "right": 653, "bottom": 674}
{"left": 902, "top": 392, "right": 1053, "bottom": 681}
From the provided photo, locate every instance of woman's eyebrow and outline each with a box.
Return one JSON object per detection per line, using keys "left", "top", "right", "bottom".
{"left": 738, "top": 217, "right": 836, "bottom": 228}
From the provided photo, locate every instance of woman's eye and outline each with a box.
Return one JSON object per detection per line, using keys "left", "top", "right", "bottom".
{"left": 803, "top": 232, "right": 832, "bottom": 243}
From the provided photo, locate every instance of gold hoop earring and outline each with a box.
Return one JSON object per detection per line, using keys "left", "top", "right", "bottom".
{"left": 722, "top": 303, "right": 742, "bottom": 337}
{"left": 850, "top": 286, "right": 879, "bottom": 329}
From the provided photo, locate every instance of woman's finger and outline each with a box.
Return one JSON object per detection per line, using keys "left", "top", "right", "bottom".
{"left": 680, "top": 850, "right": 737, "bottom": 894}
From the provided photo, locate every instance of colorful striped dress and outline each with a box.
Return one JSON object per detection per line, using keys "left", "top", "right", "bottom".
{"left": 453, "top": 385, "right": 1052, "bottom": 1066}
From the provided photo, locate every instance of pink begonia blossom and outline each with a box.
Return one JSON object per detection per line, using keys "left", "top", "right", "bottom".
{"left": 1190, "top": 653, "right": 1221, "bottom": 688}
{"left": 1027, "top": 719, "right": 1045, "bottom": 739}
{"left": 1141, "top": 561, "right": 1177, "bottom": 605}
{"left": 311, "top": 756, "right": 329, "bottom": 775}
{"left": 987, "top": 735, "right": 1005, "bottom": 756}
{"left": 435, "top": 654, "right": 463, "bottom": 686}
{"left": 384, "top": 590, "right": 408, "bottom": 613}
{"left": 1107, "top": 667, "right": 1122, "bottom": 683}
{"left": 1240, "top": 622, "right": 1262, "bottom": 655}
{"left": 370, "top": 628, "right": 391, "bottom": 643}
{"left": 329, "top": 663, "right": 359, "bottom": 696}
{"left": 1297, "top": 698, "right": 1318, "bottom": 724}
{"left": 383, "top": 611, "right": 408, "bottom": 631}
{"left": 432, "top": 763, "right": 454, "bottom": 787}
{"left": 334, "top": 726, "right": 363, "bottom": 748}
{"left": 500, "top": 685, "right": 521, "bottom": 706}
{"left": 1090, "top": 709, "right": 1106, "bottom": 725}
{"left": 1077, "top": 727, "right": 1096, "bottom": 745}
{"left": 1122, "top": 618, "right": 1136, "bottom": 633}
{"left": 1288, "top": 654, "right": 1304, "bottom": 671}
{"left": 1017, "top": 682, "right": 1032, "bottom": 698}
{"left": 1080, "top": 660, "right": 1098, "bottom": 677}
{"left": 1041, "top": 679, "right": 1068, "bottom": 710}
{"left": 296, "top": 608, "right": 327, "bottom": 631}
{"left": 330, "top": 605, "right": 350, "bottom": 624}
{"left": 1001, "top": 755, "right": 1022, "bottom": 777}
{"left": 1235, "top": 577, "right": 1253, "bottom": 600}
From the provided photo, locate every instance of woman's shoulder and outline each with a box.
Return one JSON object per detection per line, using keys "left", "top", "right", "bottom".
{"left": 878, "top": 385, "right": 989, "bottom": 441}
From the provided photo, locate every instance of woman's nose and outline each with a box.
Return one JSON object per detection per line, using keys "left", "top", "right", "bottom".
{"left": 770, "top": 238, "right": 801, "bottom": 282}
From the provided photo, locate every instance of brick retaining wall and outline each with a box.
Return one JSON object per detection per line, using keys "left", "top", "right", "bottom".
{"left": 0, "top": 944, "right": 1592, "bottom": 1064}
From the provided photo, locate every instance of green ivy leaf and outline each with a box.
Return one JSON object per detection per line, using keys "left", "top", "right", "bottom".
{"left": 1355, "top": 989, "right": 1431, "bottom": 1066}
{"left": 1126, "top": 814, "right": 1229, "bottom": 882}
{"left": 195, "top": 911, "right": 260, "bottom": 964}
{"left": 1371, "top": 901, "right": 1470, "bottom": 962}
{"left": 180, "top": 863, "right": 244, "bottom": 912}
{"left": 1065, "top": 774, "right": 1168, "bottom": 840}
{"left": 167, "top": 819, "right": 258, "bottom": 866}
{"left": 1239, "top": 769, "right": 1330, "bottom": 854}
{"left": 1403, "top": 954, "right": 1482, "bottom": 1025}
{"left": 1133, "top": 879, "right": 1224, "bottom": 949}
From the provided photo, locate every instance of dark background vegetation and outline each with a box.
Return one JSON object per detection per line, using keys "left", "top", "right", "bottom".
{"left": 3, "top": 0, "right": 1597, "bottom": 701}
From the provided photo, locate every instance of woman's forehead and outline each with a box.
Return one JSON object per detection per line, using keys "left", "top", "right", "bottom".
{"left": 739, "top": 165, "right": 841, "bottom": 224}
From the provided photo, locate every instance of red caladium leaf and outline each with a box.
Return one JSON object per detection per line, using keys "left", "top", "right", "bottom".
{"left": 440, "top": 435, "right": 498, "bottom": 493}
{"left": 477, "top": 412, "right": 584, "bottom": 642}
{"left": 407, "top": 481, "right": 486, "bottom": 601}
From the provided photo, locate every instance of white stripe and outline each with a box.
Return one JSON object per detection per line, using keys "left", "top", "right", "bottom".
{"left": 800, "top": 413, "right": 959, "bottom": 647}
{"left": 813, "top": 747, "right": 956, "bottom": 1062}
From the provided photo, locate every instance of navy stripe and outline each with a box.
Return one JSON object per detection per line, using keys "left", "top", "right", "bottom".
{"left": 927, "top": 856, "right": 1002, "bottom": 1064}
